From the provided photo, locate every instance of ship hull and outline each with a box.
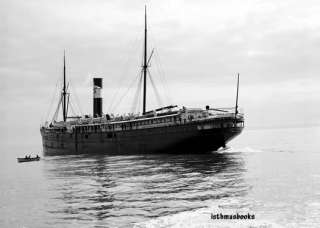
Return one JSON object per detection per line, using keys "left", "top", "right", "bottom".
{"left": 41, "top": 122, "right": 243, "bottom": 156}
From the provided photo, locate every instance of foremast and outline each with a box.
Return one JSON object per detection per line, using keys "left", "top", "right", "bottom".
{"left": 142, "top": 6, "right": 148, "bottom": 115}
{"left": 52, "top": 51, "right": 69, "bottom": 123}
{"left": 62, "top": 50, "right": 67, "bottom": 122}
{"left": 235, "top": 73, "right": 239, "bottom": 117}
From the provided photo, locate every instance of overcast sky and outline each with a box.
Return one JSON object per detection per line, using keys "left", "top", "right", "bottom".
{"left": 1, "top": 0, "right": 320, "bottom": 148}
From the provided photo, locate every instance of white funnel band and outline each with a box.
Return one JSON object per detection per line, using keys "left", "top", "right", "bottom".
{"left": 93, "top": 86, "right": 102, "bottom": 98}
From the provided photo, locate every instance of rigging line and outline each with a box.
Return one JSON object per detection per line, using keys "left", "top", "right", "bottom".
{"left": 44, "top": 79, "right": 60, "bottom": 122}
{"left": 144, "top": 30, "right": 170, "bottom": 105}
{"left": 152, "top": 52, "right": 170, "bottom": 104}
{"left": 109, "top": 69, "right": 142, "bottom": 113}
{"left": 69, "top": 78, "right": 84, "bottom": 115}
{"left": 68, "top": 100, "right": 78, "bottom": 117}
{"left": 72, "top": 90, "right": 83, "bottom": 115}
{"left": 147, "top": 69, "right": 164, "bottom": 107}
{"left": 52, "top": 95, "right": 63, "bottom": 123}
{"left": 136, "top": 82, "right": 142, "bottom": 114}
{"left": 135, "top": 78, "right": 142, "bottom": 115}
{"left": 147, "top": 48, "right": 154, "bottom": 66}
{"left": 148, "top": 29, "right": 171, "bottom": 101}
{"left": 107, "top": 36, "right": 143, "bottom": 112}
{"left": 66, "top": 94, "right": 70, "bottom": 117}
{"left": 154, "top": 49, "right": 173, "bottom": 104}
{"left": 137, "top": 71, "right": 143, "bottom": 113}
{"left": 158, "top": 52, "right": 172, "bottom": 103}
{"left": 67, "top": 100, "right": 74, "bottom": 116}
{"left": 69, "top": 94, "right": 82, "bottom": 116}
{"left": 135, "top": 72, "right": 142, "bottom": 114}
{"left": 65, "top": 83, "right": 70, "bottom": 117}
{"left": 131, "top": 70, "right": 143, "bottom": 113}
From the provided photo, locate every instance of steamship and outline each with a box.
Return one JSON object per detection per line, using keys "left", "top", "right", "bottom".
{"left": 40, "top": 8, "right": 244, "bottom": 155}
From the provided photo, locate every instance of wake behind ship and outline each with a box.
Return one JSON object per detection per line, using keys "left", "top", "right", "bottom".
{"left": 40, "top": 8, "right": 244, "bottom": 155}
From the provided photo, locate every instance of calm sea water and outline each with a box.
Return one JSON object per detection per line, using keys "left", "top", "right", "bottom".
{"left": 1, "top": 126, "right": 319, "bottom": 228}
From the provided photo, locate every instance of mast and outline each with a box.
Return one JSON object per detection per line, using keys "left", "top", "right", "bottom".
{"left": 142, "top": 5, "right": 147, "bottom": 115}
{"left": 235, "top": 73, "right": 239, "bottom": 116}
{"left": 62, "top": 50, "right": 67, "bottom": 122}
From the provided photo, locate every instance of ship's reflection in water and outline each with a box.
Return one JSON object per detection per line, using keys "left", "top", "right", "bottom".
{"left": 44, "top": 152, "right": 248, "bottom": 227}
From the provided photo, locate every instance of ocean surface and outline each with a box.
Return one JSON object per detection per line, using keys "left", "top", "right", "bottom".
{"left": 1, "top": 126, "right": 319, "bottom": 228}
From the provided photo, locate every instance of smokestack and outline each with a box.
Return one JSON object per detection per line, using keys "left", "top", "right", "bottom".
{"left": 93, "top": 78, "right": 103, "bottom": 117}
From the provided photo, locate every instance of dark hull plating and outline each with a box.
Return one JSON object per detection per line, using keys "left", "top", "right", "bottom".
{"left": 41, "top": 121, "right": 243, "bottom": 156}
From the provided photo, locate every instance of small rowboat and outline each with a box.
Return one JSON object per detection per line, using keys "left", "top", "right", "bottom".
{"left": 17, "top": 157, "right": 40, "bottom": 163}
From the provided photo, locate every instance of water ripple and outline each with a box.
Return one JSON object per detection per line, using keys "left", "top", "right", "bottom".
{"left": 41, "top": 153, "right": 247, "bottom": 227}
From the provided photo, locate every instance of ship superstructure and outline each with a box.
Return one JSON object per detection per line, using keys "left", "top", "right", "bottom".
{"left": 40, "top": 7, "right": 244, "bottom": 155}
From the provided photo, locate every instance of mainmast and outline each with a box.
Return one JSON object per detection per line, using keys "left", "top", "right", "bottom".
{"left": 142, "top": 6, "right": 147, "bottom": 115}
{"left": 62, "top": 51, "right": 67, "bottom": 122}
{"left": 235, "top": 73, "right": 239, "bottom": 116}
